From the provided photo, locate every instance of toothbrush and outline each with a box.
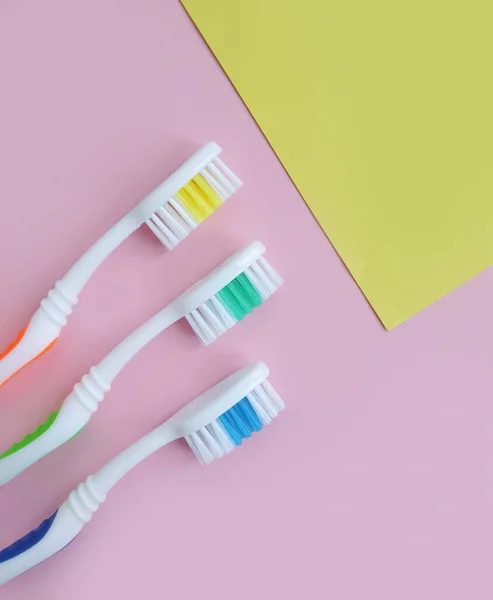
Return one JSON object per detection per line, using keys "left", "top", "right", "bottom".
{"left": 0, "top": 362, "right": 284, "bottom": 586}
{"left": 0, "top": 241, "right": 283, "bottom": 484}
{"left": 0, "top": 142, "right": 242, "bottom": 388}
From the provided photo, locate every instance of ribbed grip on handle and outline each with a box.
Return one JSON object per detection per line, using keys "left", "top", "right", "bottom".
{"left": 68, "top": 476, "right": 106, "bottom": 525}
{"left": 69, "top": 368, "right": 112, "bottom": 416}
{"left": 40, "top": 281, "right": 78, "bottom": 327}
{"left": 0, "top": 365, "right": 112, "bottom": 486}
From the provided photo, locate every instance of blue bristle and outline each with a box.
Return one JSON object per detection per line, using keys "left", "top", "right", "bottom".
{"left": 218, "top": 397, "right": 264, "bottom": 446}
{"left": 237, "top": 398, "right": 263, "bottom": 432}
{"left": 229, "top": 405, "right": 254, "bottom": 439}
{"left": 218, "top": 412, "right": 243, "bottom": 446}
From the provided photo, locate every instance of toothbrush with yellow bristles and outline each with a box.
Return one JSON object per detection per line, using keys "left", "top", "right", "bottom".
{"left": 0, "top": 142, "right": 242, "bottom": 388}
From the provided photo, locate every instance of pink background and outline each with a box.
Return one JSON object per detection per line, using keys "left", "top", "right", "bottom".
{"left": 0, "top": 1, "right": 492, "bottom": 598}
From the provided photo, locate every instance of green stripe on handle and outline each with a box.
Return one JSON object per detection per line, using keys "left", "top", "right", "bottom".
{"left": 0, "top": 411, "right": 60, "bottom": 459}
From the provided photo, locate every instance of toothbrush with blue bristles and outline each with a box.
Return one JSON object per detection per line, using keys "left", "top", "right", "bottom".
{"left": 0, "top": 362, "right": 285, "bottom": 586}
{"left": 0, "top": 241, "right": 283, "bottom": 485}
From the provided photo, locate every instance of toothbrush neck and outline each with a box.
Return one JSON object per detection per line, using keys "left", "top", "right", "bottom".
{"left": 57, "top": 178, "right": 176, "bottom": 302}
{"left": 91, "top": 425, "right": 176, "bottom": 497}
{"left": 92, "top": 304, "right": 181, "bottom": 385}
{"left": 59, "top": 214, "right": 141, "bottom": 300}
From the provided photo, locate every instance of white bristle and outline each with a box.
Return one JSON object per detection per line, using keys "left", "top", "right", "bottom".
{"left": 186, "top": 432, "right": 215, "bottom": 465}
{"left": 257, "top": 258, "right": 284, "bottom": 296}
{"left": 244, "top": 265, "right": 270, "bottom": 301}
{"left": 169, "top": 197, "right": 198, "bottom": 229}
{"left": 201, "top": 167, "right": 230, "bottom": 200}
{"left": 246, "top": 391, "right": 272, "bottom": 426}
{"left": 146, "top": 217, "right": 177, "bottom": 249}
{"left": 207, "top": 421, "right": 235, "bottom": 454}
{"left": 209, "top": 295, "right": 237, "bottom": 329}
{"left": 185, "top": 301, "right": 236, "bottom": 347}
{"left": 214, "top": 157, "right": 243, "bottom": 189}
{"left": 197, "top": 429, "right": 224, "bottom": 461}
{"left": 157, "top": 205, "right": 189, "bottom": 240}
{"left": 146, "top": 153, "right": 242, "bottom": 250}
{"left": 198, "top": 301, "right": 229, "bottom": 337}
{"left": 207, "top": 162, "right": 236, "bottom": 198}
{"left": 186, "top": 255, "right": 283, "bottom": 346}
{"left": 258, "top": 256, "right": 284, "bottom": 288}
{"left": 186, "top": 309, "right": 217, "bottom": 346}
{"left": 250, "top": 386, "right": 279, "bottom": 420}
{"left": 185, "top": 377, "right": 284, "bottom": 465}
{"left": 258, "top": 379, "right": 285, "bottom": 415}
{"left": 260, "top": 380, "right": 286, "bottom": 413}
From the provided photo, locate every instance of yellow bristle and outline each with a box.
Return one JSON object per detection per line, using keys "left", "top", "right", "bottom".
{"left": 175, "top": 174, "right": 222, "bottom": 223}
{"left": 192, "top": 174, "right": 223, "bottom": 210}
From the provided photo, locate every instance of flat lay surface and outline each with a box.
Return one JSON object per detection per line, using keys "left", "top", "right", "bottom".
{"left": 0, "top": 1, "right": 492, "bottom": 598}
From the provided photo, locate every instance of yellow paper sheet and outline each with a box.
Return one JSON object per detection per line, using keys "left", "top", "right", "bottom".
{"left": 182, "top": 0, "right": 493, "bottom": 329}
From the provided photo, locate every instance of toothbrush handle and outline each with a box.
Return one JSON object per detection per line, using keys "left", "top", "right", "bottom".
{"left": 0, "top": 305, "right": 180, "bottom": 485}
{"left": 92, "top": 303, "right": 181, "bottom": 383}
{"left": 59, "top": 214, "right": 141, "bottom": 299}
{"left": 0, "top": 480, "right": 100, "bottom": 586}
{"left": 0, "top": 390, "right": 89, "bottom": 486}
{"left": 0, "top": 215, "right": 143, "bottom": 390}
{"left": 0, "top": 427, "right": 174, "bottom": 585}
{"left": 0, "top": 302, "right": 64, "bottom": 389}
{"left": 92, "top": 426, "right": 173, "bottom": 496}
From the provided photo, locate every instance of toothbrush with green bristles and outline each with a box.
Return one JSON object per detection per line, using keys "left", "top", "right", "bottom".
{"left": 0, "top": 241, "right": 283, "bottom": 485}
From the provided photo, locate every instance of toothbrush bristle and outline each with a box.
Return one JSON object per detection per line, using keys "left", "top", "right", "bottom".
{"left": 146, "top": 157, "right": 242, "bottom": 250}
{"left": 185, "top": 378, "right": 285, "bottom": 465}
{"left": 185, "top": 255, "right": 283, "bottom": 346}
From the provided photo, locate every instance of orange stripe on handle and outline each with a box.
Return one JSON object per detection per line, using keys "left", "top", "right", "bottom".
{"left": 0, "top": 327, "right": 27, "bottom": 360}
{"left": 0, "top": 327, "right": 58, "bottom": 389}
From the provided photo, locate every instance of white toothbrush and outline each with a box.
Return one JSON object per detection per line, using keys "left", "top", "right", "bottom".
{"left": 0, "top": 362, "right": 284, "bottom": 586}
{"left": 0, "top": 241, "right": 283, "bottom": 484}
{"left": 0, "top": 142, "right": 242, "bottom": 388}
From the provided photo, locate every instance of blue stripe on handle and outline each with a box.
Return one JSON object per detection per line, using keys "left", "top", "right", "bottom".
{"left": 0, "top": 511, "right": 58, "bottom": 563}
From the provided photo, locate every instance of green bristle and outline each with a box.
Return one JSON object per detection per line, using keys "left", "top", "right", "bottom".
{"left": 217, "top": 272, "right": 263, "bottom": 321}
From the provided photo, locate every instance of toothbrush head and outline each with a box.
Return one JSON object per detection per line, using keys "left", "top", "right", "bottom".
{"left": 145, "top": 142, "right": 243, "bottom": 250}
{"left": 178, "top": 241, "right": 284, "bottom": 346}
{"left": 169, "top": 362, "right": 285, "bottom": 465}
